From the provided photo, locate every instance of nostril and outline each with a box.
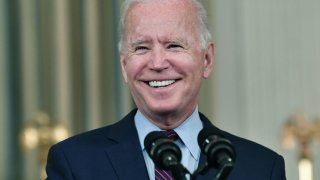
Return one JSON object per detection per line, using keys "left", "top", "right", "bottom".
{"left": 149, "top": 62, "right": 170, "bottom": 72}
{"left": 149, "top": 53, "right": 170, "bottom": 71}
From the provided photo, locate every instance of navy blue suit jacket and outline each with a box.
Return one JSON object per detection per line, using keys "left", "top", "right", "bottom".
{"left": 46, "top": 109, "right": 286, "bottom": 179}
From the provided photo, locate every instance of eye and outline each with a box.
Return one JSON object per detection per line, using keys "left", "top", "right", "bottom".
{"left": 134, "top": 46, "right": 149, "bottom": 52}
{"left": 167, "top": 43, "right": 183, "bottom": 49}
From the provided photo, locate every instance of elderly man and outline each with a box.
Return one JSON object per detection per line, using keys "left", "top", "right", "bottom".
{"left": 46, "top": 0, "right": 286, "bottom": 179}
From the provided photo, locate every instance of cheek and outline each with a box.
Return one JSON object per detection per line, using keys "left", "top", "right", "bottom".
{"left": 175, "top": 57, "right": 203, "bottom": 75}
{"left": 124, "top": 57, "right": 146, "bottom": 80}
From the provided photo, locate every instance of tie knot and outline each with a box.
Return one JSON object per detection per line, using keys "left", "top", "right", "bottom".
{"left": 164, "top": 130, "right": 178, "bottom": 141}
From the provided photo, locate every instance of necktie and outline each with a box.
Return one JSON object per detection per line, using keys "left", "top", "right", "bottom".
{"left": 154, "top": 130, "right": 178, "bottom": 180}
{"left": 164, "top": 130, "right": 179, "bottom": 141}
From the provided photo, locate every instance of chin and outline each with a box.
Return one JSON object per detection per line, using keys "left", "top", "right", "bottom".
{"left": 150, "top": 107, "right": 175, "bottom": 114}
{"left": 149, "top": 106, "right": 183, "bottom": 118}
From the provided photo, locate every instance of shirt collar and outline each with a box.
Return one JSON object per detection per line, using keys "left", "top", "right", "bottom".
{"left": 134, "top": 110, "right": 161, "bottom": 150}
{"left": 134, "top": 106, "right": 203, "bottom": 160}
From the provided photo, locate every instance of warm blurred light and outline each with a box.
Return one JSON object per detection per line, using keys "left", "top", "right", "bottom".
{"left": 280, "top": 113, "right": 320, "bottom": 180}
{"left": 20, "top": 112, "right": 70, "bottom": 180}
{"left": 281, "top": 123, "right": 296, "bottom": 150}
{"left": 20, "top": 112, "right": 70, "bottom": 149}
{"left": 53, "top": 125, "right": 70, "bottom": 142}
{"left": 20, "top": 126, "right": 39, "bottom": 150}
{"left": 299, "top": 158, "right": 313, "bottom": 180}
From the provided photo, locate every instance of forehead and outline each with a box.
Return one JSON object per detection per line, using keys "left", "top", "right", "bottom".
{"left": 124, "top": 0, "right": 198, "bottom": 40}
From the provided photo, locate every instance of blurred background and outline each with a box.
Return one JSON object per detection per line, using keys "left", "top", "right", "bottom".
{"left": 0, "top": 0, "right": 320, "bottom": 179}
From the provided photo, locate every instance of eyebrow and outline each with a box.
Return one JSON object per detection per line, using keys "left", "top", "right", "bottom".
{"left": 130, "top": 39, "right": 149, "bottom": 47}
{"left": 129, "top": 37, "right": 188, "bottom": 47}
{"left": 166, "top": 38, "right": 188, "bottom": 45}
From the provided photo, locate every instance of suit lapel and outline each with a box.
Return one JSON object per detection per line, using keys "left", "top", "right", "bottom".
{"left": 104, "top": 110, "right": 149, "bottom": 179}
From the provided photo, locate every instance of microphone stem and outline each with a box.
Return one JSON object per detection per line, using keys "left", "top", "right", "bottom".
{"left": 214, "top": 160, "right": 233, "bottom": 180}
{"left": 170, "top": 164, "right": 188, "bottom": 180}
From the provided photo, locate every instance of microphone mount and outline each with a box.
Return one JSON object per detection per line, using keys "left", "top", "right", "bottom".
{"left": 195, "top": 128, "right": 236, "bottom": 180}
{"left": 144, "top": 131, "right": 189, "bottom": 180}
{"left": 144, "top": 129, "right": 236, "bottom": 180}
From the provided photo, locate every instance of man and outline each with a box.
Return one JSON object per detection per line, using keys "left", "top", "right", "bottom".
{"left": 46, "top": 0, "right": 286, "bottom": 179}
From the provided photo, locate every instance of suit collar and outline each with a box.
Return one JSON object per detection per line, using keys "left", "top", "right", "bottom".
{"left": 104, "top": 109, "right": 149, "bottom": 179}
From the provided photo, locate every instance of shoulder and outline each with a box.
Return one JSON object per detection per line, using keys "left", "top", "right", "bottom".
{"left": 53, "top": 109, "right": 138, "bottom": 151}
{"left": 222, "top": 130, "right": 281, "bottom": 159}
{"left": 199, "top": 112, "right": 281, "bottom": 159}
{"left": 223, "top": 130, "right": 286, "bottom": 179}
{"left": 46, "top": 110, "right": 142, "bottom": 179}
{"left": 199, "top": 112, "right": 286, "bottom": 179}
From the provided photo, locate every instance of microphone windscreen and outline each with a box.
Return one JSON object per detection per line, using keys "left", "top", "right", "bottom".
{"left": 197, "top": 128, "right": 224, "bottom": 150}
{"left": 197, "top": 127, "right": 236, "bottom": 168}
{"left": 144, "top": 131, "right": 166, "bottom": 153}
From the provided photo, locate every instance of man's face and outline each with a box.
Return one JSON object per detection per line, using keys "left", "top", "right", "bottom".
{"left": 120, "top": 0, "right": 213, "bottom": 125}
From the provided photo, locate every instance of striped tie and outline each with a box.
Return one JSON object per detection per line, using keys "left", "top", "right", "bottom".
{"left": 164, "top": 130, "right": 179, "bottom": 141}
{"left": 155, "top": 130, "right": 178, "bottom": 180}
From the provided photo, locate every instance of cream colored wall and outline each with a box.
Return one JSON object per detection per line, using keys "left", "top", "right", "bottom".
{"left": 208, "top": 0, "right": 320, "bottom": 180}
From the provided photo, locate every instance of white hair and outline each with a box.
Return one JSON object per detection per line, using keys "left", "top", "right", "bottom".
{"left": 118, "top": 0, "right": 212, "bottom": 52}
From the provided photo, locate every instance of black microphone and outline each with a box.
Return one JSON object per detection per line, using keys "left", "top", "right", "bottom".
{"left": 144, "top": 131, "right": 182, "bottom": 170}
{"left": 144, "top": 131, "right": 188, "bottom": 180}
{"left": 197, "top": 128, "right": 236, "bottom": 180}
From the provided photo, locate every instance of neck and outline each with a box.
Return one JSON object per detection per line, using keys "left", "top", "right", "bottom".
{"left": 141, "top": 106, "right": 197, "bottom": 130}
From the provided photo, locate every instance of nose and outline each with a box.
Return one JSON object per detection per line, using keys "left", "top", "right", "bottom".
{"left": 148, "top": 46, "right": 169, "bottom": 71}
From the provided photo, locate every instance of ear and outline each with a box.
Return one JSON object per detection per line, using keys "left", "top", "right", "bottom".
{"left": 120, "top": 54, "right": 128, "bottom": 83}
{"left": 202, "top": 43, "right": 214, "bottom": 78}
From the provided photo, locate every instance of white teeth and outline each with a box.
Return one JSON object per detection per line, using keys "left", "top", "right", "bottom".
{"left": 149, "top": 80, "right": 176, "bottom": 87}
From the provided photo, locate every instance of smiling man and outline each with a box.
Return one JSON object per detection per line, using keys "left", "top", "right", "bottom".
{"left": 119, "top": 0, "right": 213, "bottom": 130}
{"left": 46, "top": 0, "right": 286, "bottom": 179}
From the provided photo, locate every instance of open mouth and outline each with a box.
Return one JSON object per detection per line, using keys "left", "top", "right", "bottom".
{"left": 145, "top": 80, "right": 177, "bottom": 88}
